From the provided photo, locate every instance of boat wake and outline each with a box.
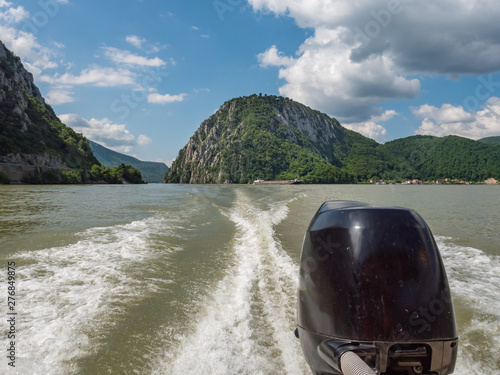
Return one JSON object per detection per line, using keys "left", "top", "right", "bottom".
{"left": 10, "top": 214, "right": 177, "bottom": 375}
{"left": 153, "top": 191, "right": 309, "bottom": 374}
{"left": 6, "top": 187, "right": 498, "bottom": 375}
{"left": 437, "top": 236, "right": 500, "bottom": 375}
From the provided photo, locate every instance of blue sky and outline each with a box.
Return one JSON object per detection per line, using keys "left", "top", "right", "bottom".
{"left": 2, "top": 0, "right": 500, "bottom": 165}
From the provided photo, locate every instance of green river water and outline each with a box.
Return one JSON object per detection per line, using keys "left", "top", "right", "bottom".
{"left": 0, "top": 184, "right": 498, "bottom": 374}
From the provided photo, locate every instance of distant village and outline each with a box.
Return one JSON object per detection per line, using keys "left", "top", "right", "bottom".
{"left": 369, "top": 178, "right": 499, "bottom": 185}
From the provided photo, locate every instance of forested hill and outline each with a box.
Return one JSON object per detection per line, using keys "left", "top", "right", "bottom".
{"left": 379, "top": 135, "right": 500, "bottom": 182}
{"left": 0, "top": 40, "right": 144, "bottom": 184}
{"left": 479, "top": 136, "right": 500, "bottom": 144}
{"left": 165, "top": 94, "right": 371, "bottom": 183}
{"left": 165, "top": 94, "right": 500, "bottom": 184}
{"left": 89, "top": 140, "right": 168, "bottom": 183}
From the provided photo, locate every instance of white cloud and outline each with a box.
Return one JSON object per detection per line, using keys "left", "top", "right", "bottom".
{"left": 126, "top": 35, "right": 146, "bottom": 49}
{"left": 57, "top": 66, "right": 136, "bottom": 87}
{"left": 413, "top": 104, "right": 475, "bottom": 125}
{"left": 0, "top": 26, "right": 59, "bottom": 73}
{"left": 148, "top": 45, "right": 162, "bottom": 54}
{"left": 1, "top": 0, "right": 177, "bottom": 110}
{"left": 137, "top": 134, "right": 153, "bottom": 145}
{"left": 58, "top": 113, "right": 88, "bottom": 128}
{"left": 258, "top": 45, "right": 294, "bottom": 67}
{"left": 413, "top": 97, "right": 500, "bottom": 139}
{"left": 124, "top": 35, "right": 165, "bottom": 54}
{"left": 193, "top": 88, "right": 211, "bottom": 94}
{"left": 103, "top": 47, "right": 166, "bottom": 67}
{"left": 147, "top": 91, "right": 187, "bottom": 104}
{"left": 0, "top": 2, "right": 173, "bottom": 108}
{"left": 24, "top": 54, "right": 58, "bottom": 71}
{"left": 45, "top": 87, "right": 74, "bottom": 105}
{"left": 156, "top": 158, "right": 174, "bottom": 167}
{"left": 250, "top": 0, "right": 500, "bottom": 74}
{"left": 0, "top": 4, "right": 28, "bottom": 23}
{"left": 259, "top": 27, "right": 419, "bottom": 122}
{"left": 249, "top": 0, "right": 350, "bottom": 28}
{"left": 343, "top": 110, "right": 397, "bottom": 143}
{"left": 0, "top": 2, "right": 63, "bottom": 76}
{"left": 250, "top": 0, "right": 500, "bottom": 123}
{"left": 58, "top": 114, "right": 153, "bottom": 153}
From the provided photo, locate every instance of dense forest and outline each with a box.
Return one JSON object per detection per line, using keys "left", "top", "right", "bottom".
{"left": 379, "top": 135, "right": 500, "bottom": 182}
{"left": 479, "top": 136, "right": 500, "bottom": 144}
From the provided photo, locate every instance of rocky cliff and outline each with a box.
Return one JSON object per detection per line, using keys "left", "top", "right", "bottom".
{"left": 164, "top": 95, "right": 376, "bottom": 184}
{"left": 0, "top": 41, "right": 148, "bottom": 184}
{"left": 0, "top": 40, "right": 106, "bottom": 183}
{"left": 0, "top": 41, "right": 44, "bottom": 107}
{"left": 0, "top": 40, "right": 98, "bottom": 171}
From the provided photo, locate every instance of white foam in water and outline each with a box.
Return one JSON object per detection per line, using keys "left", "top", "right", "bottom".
{"left": 155, "top": 210, "right": 499, "bottom": 375}
{"left": 8, "top": 214, "right": 174, "bottom": 375}
{"left": 154, "top": 193, "right": 309, "bottom": 375}
{"left": 16, "top": 193, "right": 496, "bottom": 374}
{"left": 437, "top": 236, "right": 500, "bottom": 375}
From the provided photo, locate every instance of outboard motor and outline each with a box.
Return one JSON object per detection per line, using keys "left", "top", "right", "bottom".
{"left": 297, "top": 201, "right": 458, "bottom": 375}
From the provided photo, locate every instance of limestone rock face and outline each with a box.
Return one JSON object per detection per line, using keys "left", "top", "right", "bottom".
{"left": 0, "top": 153, "right": 68, "bottom": 168}
{"left": 273, "top": 100, "right": 340, "bottom": 163}
{"left": 0, "top": 40, "right": 98, "bottom": 172}
{"left": 0, "top": 41, "right": 46, "bottom": 131}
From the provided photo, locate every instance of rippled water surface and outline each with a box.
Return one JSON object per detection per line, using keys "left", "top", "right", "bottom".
{"left": 0, "top": 184, "right": 498, "bottom": 374}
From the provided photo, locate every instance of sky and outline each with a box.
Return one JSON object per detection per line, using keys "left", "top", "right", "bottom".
{"left": 2, "top": 0, "right": 500, "bottom": 165}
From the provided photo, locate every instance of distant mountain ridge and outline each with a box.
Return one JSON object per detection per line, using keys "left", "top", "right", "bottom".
{"left": 479, "top": 136, "right": 500, "bottom": 144}
{"left": 88, "top": 140, "right": 168, "bottom": 183}
{"left": 165, "top": 94, "right": 500, "bottom": 184}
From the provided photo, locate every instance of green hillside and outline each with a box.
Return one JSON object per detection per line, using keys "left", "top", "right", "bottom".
{"left": 165, "top": 95, "right": 500, "bottom": 184}
{"left": 479, "top": 136, "right": 500, "bottom": 144}
{"left": 165, "top": 95, "right": 360, "bottom": 183}
{"left": 89, "top": 140, "right": 168, "bottom": 183}
{"left": 379, "top": 135, "right": 500, "bottom": 181}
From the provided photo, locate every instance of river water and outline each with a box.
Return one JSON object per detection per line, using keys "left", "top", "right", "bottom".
{"left": 0, "top": 184, "right": 498, "bottom": 375}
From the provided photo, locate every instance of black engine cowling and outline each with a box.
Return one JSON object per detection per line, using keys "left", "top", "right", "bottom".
{"left": 297, "top": 201, "right": 458, "bottom": 375}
